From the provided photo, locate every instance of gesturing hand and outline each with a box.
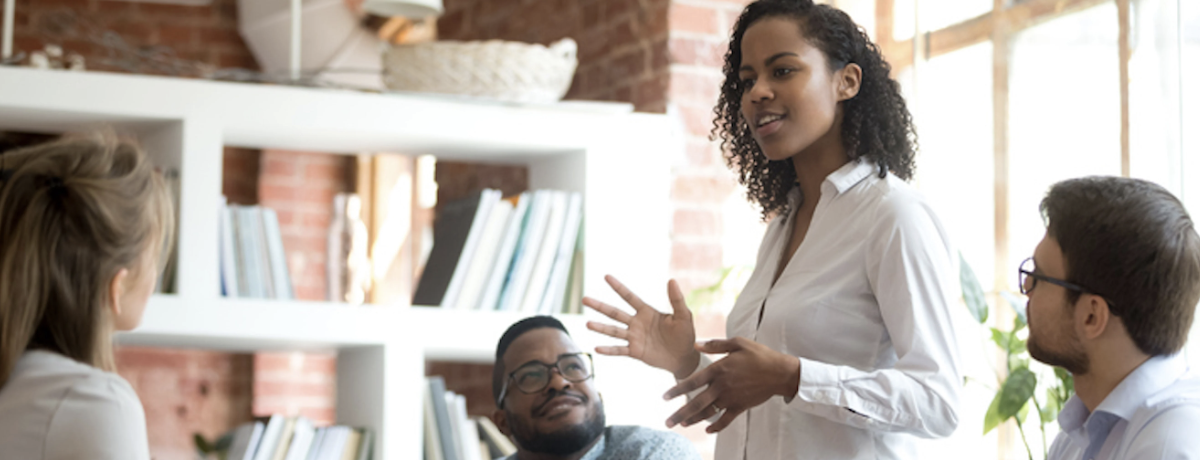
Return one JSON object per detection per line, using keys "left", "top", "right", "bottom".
{"left": 662, "top": 337, "right": 801, "bottom": 433}
{"left": 582, "top": 275, "right": 700, "bottom": 379}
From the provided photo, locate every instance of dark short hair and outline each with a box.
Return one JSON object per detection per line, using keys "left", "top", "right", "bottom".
{"left": 1041, "top": 176, "right": 1200, "bottom": 356}
{"left": 492, "top": 316, "right": 570, "bottom": 405}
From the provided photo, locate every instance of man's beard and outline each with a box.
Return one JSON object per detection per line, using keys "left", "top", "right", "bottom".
{"left": 1027, "top": 312, "right": 1090, "bottom": 375}
{"left": 506, "top": 394, "right": 606, "bottom": 456}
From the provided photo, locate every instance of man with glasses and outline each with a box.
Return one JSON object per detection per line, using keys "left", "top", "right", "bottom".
{"left": 491, "top": 316, "right": 698, "bottom": 460}
{"left": 1023, "top": 176, "right": 1200, "bottom": 460}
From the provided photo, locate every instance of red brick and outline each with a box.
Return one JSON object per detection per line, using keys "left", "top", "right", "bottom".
{"left": 108, "top": 21, "right": 155, "bottom": 43}
{"left": 685, "top": 138, "right": 723, "bottom": 167}
{"left": 670, "top": 3, "right": 720, "bottom": 35}
{"left": 677, "top": 103, "right": 721, "bottom": 137}
{"left": 670, "top": 71, "right": 723, "bottom": 108}
{"left": 197, "top": 24, "right": 246, "bottom": 51}
{"left": 674, "top": 208, "right": 722, "bottom": 237}
{"left": 304, "top": 162, "right": 345, "bottom": 182}
{"left": 633, "top": 73, "right": 670, "bottom": 113}
{"left": 670, "top": 241, "right": 723, "bottom": 271}
{"left": 669, "top": 36, "right": 727, "bottom": 68}
{"left": 649, "top": 37, "right": 670, "bottom": 71}
{"left": 608, "top": 48, "right": 647, "bottom": 83}
{"left": 216, "top": 51, "right": 258, "bottom": 70}
{"left": 158, "top": 24, "right": 197, "bottom": 47}
{"left": 672, "top": 174, "right": 736, "bottom": 202}
{"left": 607, "top": 0, "right": 643, "bottom": 20}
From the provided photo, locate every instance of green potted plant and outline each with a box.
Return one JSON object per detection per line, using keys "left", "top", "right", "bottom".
{"left": 960, "top": 254, "right": 1074, "bottom": 460}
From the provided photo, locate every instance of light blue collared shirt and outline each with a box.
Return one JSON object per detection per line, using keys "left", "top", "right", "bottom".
{"left": 1048, "top": 354, "right": 1200, "bottom": 460}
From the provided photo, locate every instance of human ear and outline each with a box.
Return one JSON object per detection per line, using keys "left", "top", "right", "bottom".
{"left": 491, "top": 409, "right": 511, "bottom": 437}
{"left": 1076, "top": 295, "right": 1110, "bottom": 340}
{"left": 108, "top": 268, "right": 130, "bottom": 318}
{"left": 836, "top": 63, "right": 862, "bottom": 101}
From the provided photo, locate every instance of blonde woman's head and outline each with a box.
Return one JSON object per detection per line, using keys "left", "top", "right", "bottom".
{"left": 0, "top": 133, "right": 175, "bottom": 384}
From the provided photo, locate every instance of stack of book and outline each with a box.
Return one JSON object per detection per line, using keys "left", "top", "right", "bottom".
{"left": 223, "top": 415, "right": 371, "bottom": 460}
{"left": 219, "top": 198, "right": 294, "bottom": 300}
{"left": 413, "top": 189, "right": 584, "bottom": 314}
{"left": 425, "top": 376, "right": 516, "bottom": 460}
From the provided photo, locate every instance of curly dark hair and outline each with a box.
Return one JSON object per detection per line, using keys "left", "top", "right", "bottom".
{"left": 713, "top": 0, "right": 917, "bottom": 219}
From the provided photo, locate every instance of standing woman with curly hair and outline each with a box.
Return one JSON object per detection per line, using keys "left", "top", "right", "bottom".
{"left": 0, "top": 134, "right": 174, "bottom": 459}
{"left": 583, "top": 0, "right": 962, "bottom": 458}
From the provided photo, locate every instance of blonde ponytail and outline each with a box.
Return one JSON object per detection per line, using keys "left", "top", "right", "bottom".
{"left": 0, "top": 133, "right": 174, "bottom": 385}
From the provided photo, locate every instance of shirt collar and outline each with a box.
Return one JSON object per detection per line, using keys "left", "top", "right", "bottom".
{"left": 1056, "top": 354, "right": 1189, "bottom": 445}
{"left": 1093, "top": 353, "right": 1189, "bottom": 420}
{"left": 1058, "top": 393, "right": 1090, "bottom": 442}
{"left": 577, "top": 431, "right": 608, "bottom": 460}
{"left": 824, "top": 159, "right": 878, "bottom": 196}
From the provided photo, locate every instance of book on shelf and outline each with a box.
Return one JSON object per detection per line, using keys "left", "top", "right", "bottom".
{"left": 417, "top": 190, "right": 585, "bottom": 314}
{"left": 540, "top": 192, "right": 584, "bottom": 315}
{"left": 453, "top": 197, "right": 514, "bottom": 310}
{"left": 414, "top": 191, "right": 486, "bottom": 307}
{"left": 475, "top": 416, "right": 517, "bottom": 459}
{"left": 155, "top": 168, "right": 181, "bottom": 294}
{"left": 441, "top": 189, "right": 503, "bottom": 310}
{"left": 520, "top": 191, "right": 569, "bottom": 312}
{"left": 477, "top": 193, "right": 532, "bottom": 311}
{"left": 218, "top": 201, "right": 295, "bottom": 300}
{"left": 497, "top": 190, "right": 552, "bottom": 312}
{"left": 426, "top": 376, "right": 461, "bottom": 460}
{"left": 425, "top": 376, "right": 517, "bottom": 460}
{"left": 222, "top": 415, "right": 371, "bottom": 460}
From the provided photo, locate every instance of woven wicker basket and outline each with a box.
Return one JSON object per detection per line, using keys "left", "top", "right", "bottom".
{"left": 382, "top": 38, "right": 578, "bottom": 104}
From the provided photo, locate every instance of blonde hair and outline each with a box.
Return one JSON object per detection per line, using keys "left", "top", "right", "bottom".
{"left": 0, "top": 133, "right": 175, "bottom": 385}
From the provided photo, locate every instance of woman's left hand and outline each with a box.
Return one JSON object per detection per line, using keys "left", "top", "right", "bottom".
{"left": 663, "top": 337, "right": 801, "bottom": 433}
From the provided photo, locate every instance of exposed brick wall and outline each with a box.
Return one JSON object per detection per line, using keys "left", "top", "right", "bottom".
{"left": 437, "top": 0, "right": 672, "bottom": 113}
{"left": 252, "top": 150, "right": 355, "bottom": 427}
{"left": 115, "top": 348, "right": 254, "bottom": 460}
{"left": 251, "top": 352, "right": 338, "bottom": 426}
{"left": 434, "top": 160, "right": 528, "bottom": 209}
{"left": 666, "top": 0, "right": 750, "bottom": 296}
{"left": 3, "top": 0, "right": 256, "bottom": 75}
{"left": 258, "top": 150, "right": 356, "bottom": 302}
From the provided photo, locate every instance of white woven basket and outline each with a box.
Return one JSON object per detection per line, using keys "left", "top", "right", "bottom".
{"left": 382, "top": 38, "right": 578, "bottom": 104}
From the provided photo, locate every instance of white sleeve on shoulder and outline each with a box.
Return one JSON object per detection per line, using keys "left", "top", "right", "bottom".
{"left": 1123, "top": 404, "right": 1200, "bottom": 459}
{"left": 43, "top": 373, "right": 151, "bottom": 460}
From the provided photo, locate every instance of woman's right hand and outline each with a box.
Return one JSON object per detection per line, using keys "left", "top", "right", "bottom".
{"left": 583, "top": 275, "right": 700, "bottom": 380}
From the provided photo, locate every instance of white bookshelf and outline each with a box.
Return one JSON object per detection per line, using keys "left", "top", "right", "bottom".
{"left": 0, "top": 66, "right": 683, "bottom": 459}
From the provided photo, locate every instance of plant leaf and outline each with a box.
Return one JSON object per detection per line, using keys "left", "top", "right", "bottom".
{"left": 983, "top": 391, "right": 1004, "bottom": 434}
{"left": 1016, "top": 400, "right": 1030, "bottom": 424}
{"left": 991, "top": 328, "right": 1009, "bottom": 351}
{"left": 1041, "top": 388, "right": 1061, "bottom": 423}
{"left": 998, "top": 367, "right": 1038, "bottom": 421}
{"left": 960, "top": 253, "right": 989, "bottom": 324}
{"left": 1000, "top": 290, "right": 1027, "bottom": 326}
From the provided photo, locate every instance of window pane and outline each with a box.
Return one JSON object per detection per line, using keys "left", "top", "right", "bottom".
{"left": 908, "top": 43, "right": 998, "bottom": 460}
{"left": 912, "top": 42, "right": 996, "bottom": 293}
{"left": 1181, "top": 0, "right": 1200, "bottom": 369}
{"left": 1129, "top": 0, "right": 1183, "bottom": 192}
{"left": 893, "top": 0, "right": 992, "bottom": 40}
{"left": 1007, "top": 2, "right": 1120, "bottom": 284}
{"left": 894, "top": 0, "right": 916, "bottom": 40}
{"left": 920, "top": 0, "right": 993, "bottom": 33}
{"left": 834, "top": 0, "right": 878, "bottom": 42}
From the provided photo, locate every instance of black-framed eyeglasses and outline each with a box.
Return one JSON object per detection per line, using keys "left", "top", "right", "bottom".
{"left": 497, "top": 352, "right": 594, "bottom": 407}
{"left": 1018, "top": 257, "right": 1093, "bottom": 295}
